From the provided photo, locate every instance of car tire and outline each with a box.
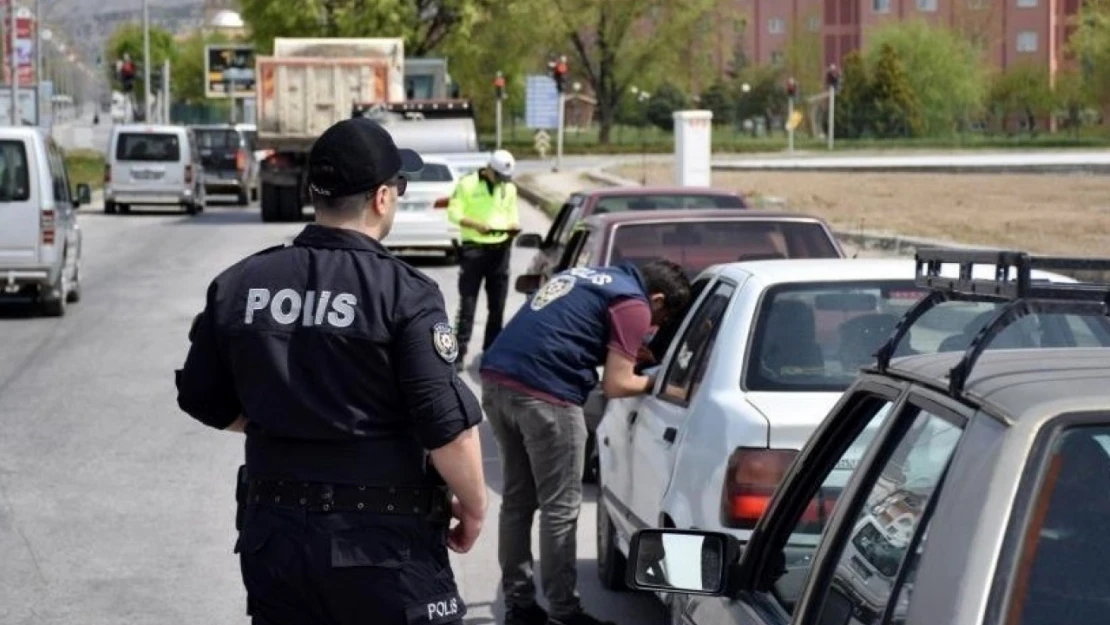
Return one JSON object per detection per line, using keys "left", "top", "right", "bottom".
{"left": 104, "top": 201, "right": 117, "bottom": 215}
{"left": 250, "top": 186, "right": 258, "bottom": 202}
{"left": 260, "top": 182, "right": 281, "bottom": 222}
{"left": 118, "top": 204, "right": 131, "bottom": 214}
{"left": 237, "top": 187, "right": 250, "bottom": 206}
{"left": 583, "top": 432, "right": 599, "bottom": 484}
{"left": 596, "top": 483, "right": 627, "bottom": 591}
{"left": 66, "top": 259, "right": 81, "bottom": 304}
{"left": 40, "top": 272, "right": 67, "bottom": 317}
{"left": 185, "top": 201, "right": 198, "bottom": 216}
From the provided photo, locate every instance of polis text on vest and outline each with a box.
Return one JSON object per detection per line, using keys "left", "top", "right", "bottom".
{"left": 244, "top": 288, "right": 357, "bottom": 327}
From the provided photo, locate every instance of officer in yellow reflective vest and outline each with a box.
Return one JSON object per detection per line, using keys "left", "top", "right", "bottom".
{"left": 447, "top": 149, "right": 520, "bottom": 371}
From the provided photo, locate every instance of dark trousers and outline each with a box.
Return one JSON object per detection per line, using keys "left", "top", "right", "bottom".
{"left": 237, "top": 504, "right": 465, "bottom": 625}
{"left": 455, "top": 242, "right": 511, "bottom": 359}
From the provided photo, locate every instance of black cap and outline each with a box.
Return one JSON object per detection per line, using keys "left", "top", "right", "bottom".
{"left": 307, "top": 117, "right": 424, "bottom": 198}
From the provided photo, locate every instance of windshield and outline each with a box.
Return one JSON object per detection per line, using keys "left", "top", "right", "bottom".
{"left": 745, "top": 280, "right": 1110, "bottom": 392}
{"left": 406, "top": 163, "right": 453, "bottom": 183}
{"left": 194, "top": 129, "right": 240, "bottom": 150}
{"left": 607, "top": 220, "right": 840, "bottom": 278}
{"left": 116, "top": 132, "right": 181, "bottom": 162}
{"left": 593, "top": 193, "right": 745, "bottom": 212}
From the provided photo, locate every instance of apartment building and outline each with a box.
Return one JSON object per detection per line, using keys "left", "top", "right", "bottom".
{"left": 704, "top": 0, "right": 1083, "bottom": 80}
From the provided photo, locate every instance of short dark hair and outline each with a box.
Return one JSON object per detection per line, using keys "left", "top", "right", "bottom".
{"left": 639, "top": 258, "right": 692, "bottom": 321}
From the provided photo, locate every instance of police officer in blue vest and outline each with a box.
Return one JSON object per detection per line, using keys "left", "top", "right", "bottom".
{"left": 175, "top": 116, "right": 488, "bottom": 625}
{"left": 479, "top": 260, "right": 692, "bottom": 625}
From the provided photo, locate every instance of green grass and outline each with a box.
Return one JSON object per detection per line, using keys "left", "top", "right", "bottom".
{"left": 482, "top": 123, "right": 1110, "bottom": 156}
{"left": 65, "top": 149, "right": 106, "bottom": 191}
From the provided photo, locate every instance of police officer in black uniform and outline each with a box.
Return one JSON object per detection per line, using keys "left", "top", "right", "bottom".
{"left": 175, "top": 116, "right": 488, "bottom": 625}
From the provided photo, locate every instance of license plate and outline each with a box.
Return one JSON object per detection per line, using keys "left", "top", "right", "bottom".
{"left": 132, "top": 169, "right": 163, "bottom": 180}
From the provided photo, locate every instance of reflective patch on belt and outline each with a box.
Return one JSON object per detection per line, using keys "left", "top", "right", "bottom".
{"left": 405, "top": 591, "right": 466, "bottom": 625}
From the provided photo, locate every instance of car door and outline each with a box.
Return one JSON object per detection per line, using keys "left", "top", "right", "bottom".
{"left": 627, "top": 279, "right": 737, "bottom": 531}
{"left": 0, "top": 137, "right": 38, "bottom": 267}
{"left": 684, "top": 385, "right": 971, "bottom": 625}
{"left": 534, "top": 195, "right": 586, "bottom": 277}
{"left": 45, "top": 140, "right": 78, "bottom": 263}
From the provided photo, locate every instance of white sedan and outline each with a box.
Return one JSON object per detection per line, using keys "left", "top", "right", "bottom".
{"left": 595, "top": 257, "right": 1095, "bottom": 591}
{"left": 385, "top": 156, "right": 462, "bottom": 261}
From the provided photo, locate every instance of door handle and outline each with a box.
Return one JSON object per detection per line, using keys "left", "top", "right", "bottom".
{"left": 627, "top": 411, "right": 638, "bottom": 426}
{"left": 603, "top": 436, "right": 610, "bottom": 447}
{"left": 663, "top": 427, "right": 677, "bottom": 444}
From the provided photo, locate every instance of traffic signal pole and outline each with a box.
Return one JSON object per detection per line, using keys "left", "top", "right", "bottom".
{"left": 494, "top": 71, "right": 505, "bottom": 149}
{"left": 142, "top": 0, "right": 151, "bottom": 122}
{"left": 825, "top": 64, "right": 839, "bottom": 151}
{"left": 550, "top": 56, "right": 568, "bottom": 172}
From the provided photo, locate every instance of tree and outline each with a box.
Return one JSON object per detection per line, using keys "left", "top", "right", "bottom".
{"left": 868, "top": 43, "right": 923, "bottom": 138}
{"left": 546, "top": 0, "right": 715, "bottom": 143}
{"left": 646, "top": 82, "right": 689, "bottom": 131}
{"left": 1069, "top": 0, "right": 1110, "bottom": 103}
{"left": 732, "top": 64, "right": 786, "bottom": 126}
{"left": 986, "top": 64, "right": 1055, "bottom": 134}
{"left": 104, "top": 23, "right": 176, "bottom": 110}
{"left": 865, "top": 20, "right": 986, "bottom": 136}
{"left": 1054, "top": 68, "right": 1096, "bottom": 133}
{"left": 239, "top": 0, "right": 492, "bottom": 56}
{"left": 784, "top": 10, "right": 824, "bottom": 97}
{"left": 699, "top": 80, "right": 734, "bottom": 125}
{"left": 833, "top": 51, "right": 871, "bottom": 139}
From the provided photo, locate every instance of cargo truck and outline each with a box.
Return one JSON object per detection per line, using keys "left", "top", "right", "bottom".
{"left": 255, "top": 38, "right": 488, "bottom": 223}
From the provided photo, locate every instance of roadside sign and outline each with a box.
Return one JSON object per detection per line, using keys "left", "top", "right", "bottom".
{"left": 534, "top": 129, "right": 551, "bottom": 158}
{"left": 786, "top": 110, "right": 803, "bottom": 131}
{"left": 525, "top": 74, "right": 559, "bottom": 130}
{"left": 205, "top": 45, "right": 256, "bottom": 99}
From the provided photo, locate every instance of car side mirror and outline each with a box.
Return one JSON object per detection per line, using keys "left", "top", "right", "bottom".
{"left": 626, "top": 529, "right": 741, "bottom": 596}
{"left": 516, "top": 233, "right": 543, "bottom": 249}
{"left": 515, "top": 274, "right": 542, "bottom": 295}
{"left": 75, "top": 183, "right": 91, "bottom": 207}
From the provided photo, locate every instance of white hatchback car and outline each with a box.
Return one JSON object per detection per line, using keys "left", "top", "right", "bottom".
{"left": 594, "top": 258, "right": 1101, "bottom": 590}
{"left": 386, "top": 156, "right": 461, "bottom": 261}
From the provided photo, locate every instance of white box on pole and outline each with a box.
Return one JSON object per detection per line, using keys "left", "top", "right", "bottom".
{"left": 673, "top": 110, "right": 713, "bottom": 187}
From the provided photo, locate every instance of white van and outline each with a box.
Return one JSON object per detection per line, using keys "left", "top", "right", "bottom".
{"left": 0, "top": 127, "right": 91, "bottom": 316}
{"left": 104, "top": 124, "right": 206, "bottom": 215}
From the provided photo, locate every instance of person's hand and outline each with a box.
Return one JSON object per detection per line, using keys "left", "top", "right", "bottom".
{"left": 473, "top": 223, "right": 491, "bottom": 234}
{"left": 636, "top": 345, "right": 656, "bottom": 366}
{"left": 446, "top": 496, "right": 484, "bottom": 554}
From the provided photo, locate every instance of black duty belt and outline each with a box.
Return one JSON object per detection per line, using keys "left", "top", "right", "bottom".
{"left": 246, "top": 480, "right": 451, "bottom": 520}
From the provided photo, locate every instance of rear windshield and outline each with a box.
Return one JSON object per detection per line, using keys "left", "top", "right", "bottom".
{"left": 407, "top": 163, "right": 453, "bottom": 183}
{"left": 594, "top": 193, "right": 744, "bottom": 213}
{"left": 0, "top": 140, "right": 30, "bottom": 201}
{"left": 745, "top": 280, "right": 1110, "bottom": 392}
{"left": 607, "top": 220, "right": 840, "bottom": 278}
{"left": 194, "top": 129, "right": 240, "bottom": 150}
{"left": 116, "top": 132, "right": 181, "bottom": 162}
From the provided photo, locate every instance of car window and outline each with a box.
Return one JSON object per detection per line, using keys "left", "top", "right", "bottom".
{"left": 0, "top": 140, "right": 30, "bottom": 202}
{"left": 544, "top": 202, "right": 575, "bottom": 247}
{"left": 659, "top": 281, "right": 734, "bottom": 404}
{"left": 116, "top": 132, "right": 181, "bottom": 162}
{"left": 573, "top": 233, "right": 594, "bottom": 267}
{"left": 406, "top": 163, "right": 453, "bottom": 183}
{"left": 608, "top": 220, "right": 840, "bottom": 280}
{"left": 745, "top": 281, "right": 1110, "bottom": 393}
{"left": 193, "top": 129, "right": 240, "bottom": 149}
{"left": 46, "top": 143, "right": 71, "bottom": 205}
{"left": 592, "top": 193, "right": 745, "bottom": 213}
{"left": 1007, "top": 424, "right": 1110, "bottom": 625}
{"left": 809, "top": 404, "right": 963, "bottom": 623}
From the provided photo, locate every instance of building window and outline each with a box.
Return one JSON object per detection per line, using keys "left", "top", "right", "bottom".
{"left": 768, "top": 17, "right": 785, "bottom": 34}
{"left": 808, "top": 15, "right": 822, "bottom": 31}
{"left": 917, "top": 0, "right": 938, "bottom": 10}
{"left": 1017, "top": 31, "right": 1038, "bottom": 52}
{"left": 874, "top": 0, "right": 891, "bottom": 12}
{"left": 1017, "top": 0, "right": 1037, "bottom": 6}
{"left": 969, "top": 0, "right": 988, "bottom": 7}
{"left": 771, "top": 50, "right": 785, "bottom": 65}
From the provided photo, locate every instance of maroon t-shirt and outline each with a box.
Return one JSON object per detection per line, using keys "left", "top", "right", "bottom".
{"left": 481, "top": 297, "right": 652, "bottom": 405}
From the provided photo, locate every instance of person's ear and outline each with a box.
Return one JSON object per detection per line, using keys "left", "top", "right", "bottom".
{"left": 371, "top": 186, "right": 390, "bottom": 216}
{"left": 649, "top": 293, "right": 666, "bottom": 312}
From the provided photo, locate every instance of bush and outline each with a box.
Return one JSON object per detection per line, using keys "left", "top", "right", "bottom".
{"left": 65, "top": 149, "right": 106, "bottom": 191}
{"left": 646, "top": 83, "right": 689, "bottom": 132}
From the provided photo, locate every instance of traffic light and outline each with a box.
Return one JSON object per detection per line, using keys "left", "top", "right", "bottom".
{"left": 825, "top": 64, "right": 840, "bottom": 91}
{"left": 494, "top": 71, "right": 505, "bottom": 100}
{"left": 785, "top": 77, "right": 798, "bottom": 99}
{"left": 548, "top": 55, "right": 568, "bottom": 93}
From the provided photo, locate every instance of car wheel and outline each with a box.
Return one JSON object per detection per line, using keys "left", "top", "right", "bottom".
{"left": 596, "top": 484, "right": 627, "bottom": 591}
{"left": 40, "top": 271, "right": 67, "bottom": 317}
{"left": 250, "top": 186, "right": 258, "bottom": 202}
{"left": 583, "top": 432, "right": 599, "bottom": 484}
{"left": 118, "top": 204, "right": 131, "bottom": 214}
{"left": 104, "top": 201, "right": 117, "bottom": 215}
{"left": 66, "top": 258, "right": 81, "bottom": 304}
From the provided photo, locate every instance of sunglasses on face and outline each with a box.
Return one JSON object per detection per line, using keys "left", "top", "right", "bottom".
{"left": 387, "top": 175, "right": 407, "bottom": 197}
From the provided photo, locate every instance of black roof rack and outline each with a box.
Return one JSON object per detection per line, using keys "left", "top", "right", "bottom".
{"left": 874, "top": 248, "right": 1110, "bottom": 396}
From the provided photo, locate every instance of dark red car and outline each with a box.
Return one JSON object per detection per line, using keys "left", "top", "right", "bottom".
{"left": 514, "top": 186, "right": 748, "bottom": 292}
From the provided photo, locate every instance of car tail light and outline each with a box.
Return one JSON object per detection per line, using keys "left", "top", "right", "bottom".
{"left": 41, "top": 209, "right": 56, "bottom": 245}
{"left": 265, "top": 152, "right": 291, "bottom": 169}
{"left": 721, "top": 447, "right": 798, "bottom": 529}
{"left": 185, "top": 164, "right": 194, "bottom": 185}
{"left": 104, "top": 163, "right": 111, "bottom": 184}
{"left": 236, "top": 148, "right": 247, "bottom": 172}
{"left": 433, "top": 197, "right": 448, "bottom": 209}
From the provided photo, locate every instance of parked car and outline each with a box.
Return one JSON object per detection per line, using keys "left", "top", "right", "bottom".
{"left": 515, "top": 209, "right": 846, "bottom": 483}
{"left": 620, "top": 248, "right": 1110, "bottom": 625}
{"left": 385, "top": 156, "right": 461, "bottom": 261}
{"left": 0, "top": 126, "right": 92, "bottom": 316}
{"left": 515, "top": 209, "right": 843, "bottom": 294}
{"left": 104, "top": 124, "right": 206, "bottom": 215}
{"left": 192, "top": 124, "right": 255, "bottom": 205}
{"left": 515, "top": 187, "right": 748, "bottom": 294}
{"left": 595, "top": 255, "right": 1108, "bottom": 593}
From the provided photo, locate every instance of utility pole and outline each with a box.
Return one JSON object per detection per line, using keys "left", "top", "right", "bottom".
{"left": 9, "top": 1, "right": 18, "bottom": 125}
{"left": 494, "top": 70, "right": 505, "bottom": 149}
{"left": 34, "top": 0, "right": 41, "bottom": 125}
{"left": 142, "top": 0, "right": 151, "bottom": 122}
{"left": 825, "top": 64, "right": 839, "bottom": 151}
{"left": 162, "top": 58, "right": 169, "bottom": 123}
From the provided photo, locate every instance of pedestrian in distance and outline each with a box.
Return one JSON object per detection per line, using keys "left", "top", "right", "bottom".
{"left": 175, "top": 116, "right": 488, "bottom": 625}
{"left": 446, "top": 149, "right": 520, "bottom": 372}
{"left": 479, "top": 260, "right": 693, "bottom": 625}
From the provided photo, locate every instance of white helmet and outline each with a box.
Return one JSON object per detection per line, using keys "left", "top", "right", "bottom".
{"left": 489, "top": 149, "right": 516, "bottom": 178}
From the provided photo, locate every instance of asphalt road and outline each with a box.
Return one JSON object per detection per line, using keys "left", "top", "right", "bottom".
{"left": 0, "top": 193, "right": 663, "bottom": 625}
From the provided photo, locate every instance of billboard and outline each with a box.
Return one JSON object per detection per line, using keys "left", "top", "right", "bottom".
{"left": 205, "top": 44, "right": 255, "bottom": 99}
{"left": 0, "top": 2, "right": 36, "bottom": 85}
